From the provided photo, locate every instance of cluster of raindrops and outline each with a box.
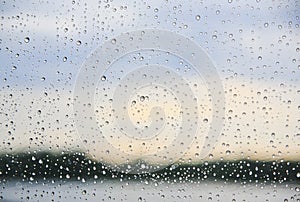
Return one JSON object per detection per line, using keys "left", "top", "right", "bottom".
{"left": 0, "top": 0, "right": 299, "bottom": 201}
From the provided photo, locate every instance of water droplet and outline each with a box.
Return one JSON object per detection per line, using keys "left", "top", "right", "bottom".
{"left": 101, "top": 76, "right": 106, "bottom": 81}
{"left": 24, "top": 37, "right": 30, "bottom": 43}
{"left": 111, "top": 38, "right": 117, "bottom": 44}
{"left": 195, "top": 15, "right": 201, "bottom": 21}
{"left": 140, "top": 96, "right": 145, "bottom": 102}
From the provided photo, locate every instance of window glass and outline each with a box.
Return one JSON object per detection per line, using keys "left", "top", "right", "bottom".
{"left": 0, "top": 0, "right": 299, "bottom": 201}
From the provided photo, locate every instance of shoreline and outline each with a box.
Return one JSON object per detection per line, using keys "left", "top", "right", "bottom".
{"left": 0, "top": 152, "right": 299, "bottom": 183}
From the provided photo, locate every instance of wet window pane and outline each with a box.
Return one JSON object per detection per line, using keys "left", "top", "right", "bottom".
{"left": 0, "top": 0, "right": 299, "bottom": 201}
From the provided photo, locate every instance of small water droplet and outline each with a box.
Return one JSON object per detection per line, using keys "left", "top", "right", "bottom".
{"left": 140, "top": 96, "right": 145, "bottom": 102}
{"left": 111, "top": 38, "right": 117, "bottom": 44}
{"left": 24, "top": 37, "right": 30, "bottom": 43}
{"left": 101, "top": 76, "right": 106, "bottom": 81}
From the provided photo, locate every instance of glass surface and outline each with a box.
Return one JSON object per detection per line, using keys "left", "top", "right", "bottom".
{"left": 0, "top": 0, "right": 299, "bottom": 201}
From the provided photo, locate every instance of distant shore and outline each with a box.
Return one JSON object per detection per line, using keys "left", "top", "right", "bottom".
{"left": 0, "top": 152, "right": 299, "bottom": 183}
